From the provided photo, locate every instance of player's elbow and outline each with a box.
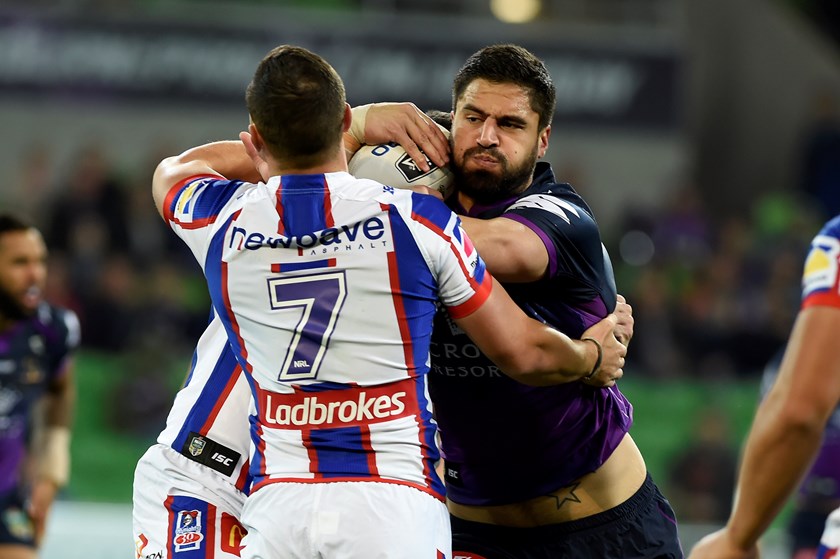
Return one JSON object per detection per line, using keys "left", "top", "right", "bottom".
{"left": 777, "top": 402, "right": 831, "bottom": 435}
{"left": 153, "top": 156, "right": 181, "bottom": 186}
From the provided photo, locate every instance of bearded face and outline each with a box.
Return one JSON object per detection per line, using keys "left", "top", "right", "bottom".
{"left": 449, "top": 79, "right": 550, "bottom": 206}
{"left": 0, "top": 229, "right": 47, "bottom": 323}
{"left": 0, "top": 281, "right": 34, "bottom": 321}
{"left": 450, "top": 142, "right": 539, "bottom": 205}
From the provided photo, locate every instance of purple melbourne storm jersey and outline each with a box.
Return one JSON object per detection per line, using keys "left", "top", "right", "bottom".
{"left": 0, "top": 303, "right": 79, "bottom": 495}
{"left": 429, "top": 162, "right": 634, "bottom": 506}
{"left": 162, "top": 171, "right": 491, "bottom": 501}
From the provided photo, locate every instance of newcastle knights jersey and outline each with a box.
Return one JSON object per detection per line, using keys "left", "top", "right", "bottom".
{"left": 155, "top": 313, "right": 253, "bottom": 493}
{"left": 429, "top": 161, "right": 634, "bottom": 505}
{"left": 163, "top": 171, "right": 491, "bottom": 501}
{"left": 0, "top": 303, "right": 79, "bottom": 495}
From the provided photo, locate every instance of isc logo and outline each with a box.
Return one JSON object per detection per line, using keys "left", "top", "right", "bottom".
{"left": 211, "top": 452, "right": 233, "bottom": 466}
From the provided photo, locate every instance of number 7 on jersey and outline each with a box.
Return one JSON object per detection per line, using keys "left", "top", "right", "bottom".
{"left": 267, "top": 271, "right": 348, "bottom": 381}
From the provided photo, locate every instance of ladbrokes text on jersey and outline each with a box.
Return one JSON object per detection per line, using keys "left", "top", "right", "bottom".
{"left": 255, "top": 380, "right": 415, "bottom": 429}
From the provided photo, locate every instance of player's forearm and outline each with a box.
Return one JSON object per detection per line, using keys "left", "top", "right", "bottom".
{"left": 44, "top": 391, "right": 73, "bottom": 428}
{"left": 533, "top": 329, "right": 599, "bottom": 385}
{"left": 725, "top": 306, "right": 840, "bottom": 549}
{"left": 726, "top": 401, "right": 824, "bottom": 548}
{"left": 348, "top": 102, "right": 450, "bottom": 169}
{"left": 343, "top": 131, "right": 363, "bottom": 161}
{"left": 497, "top": 324, "right": 596, "bottom": 386}
{"left": 37, "top": 426, "right": 71, "bottom": 487}
{"left": 44, "top": 366, "right": 75, "bottom": 428}
{"left": 44, "top": 366, "right": 76, "bottom": 427}
{"left": 457, "top": 287, "right": 595, "bottom": 385}
{"left": 37, "top": 369, "right": 75, "bottom": 487}
{"left": 505, "top": 308, "right": 625, "bottom": 387}
{"left": 172, "top": 141, "right": 263, "bottom": 183}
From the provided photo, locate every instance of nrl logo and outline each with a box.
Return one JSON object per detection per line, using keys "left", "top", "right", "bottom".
{"left": 188, "top": 436, "right": 206, "bottom": 457}
{"left": 396, "top": 152, "right": 435, "bottom": 182}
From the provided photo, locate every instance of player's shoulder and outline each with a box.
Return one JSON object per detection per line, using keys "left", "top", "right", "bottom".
{"left": 506, "top": 164, "right": 593, "bottom": 221}
{"left": 178, "top": 174, "right": 249, "bottom": 198}
{"left": 403, "top": 191, "right": 458, "bottom": 234}
{"left": 336, "top": 174, "right": 399, "bottom": 200}
{"left": 805, "top": 216, "right": 840, "bottom": 259}
{"left": 817, "top": 214, "right": 840, "bottom": 241}
{"left": 351, "top": 173, "right": 449, "bottom": 212}
{"left": 168, "top": 175, "right": 256, "bottom": 227}
{"left": 35, "top": 303, "right": 81, "bottom": 350}
{"left": 506, "top": 186, "right": 597, "bottom": 238}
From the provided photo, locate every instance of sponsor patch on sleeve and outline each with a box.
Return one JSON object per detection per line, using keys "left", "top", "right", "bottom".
{"left": 802, "top": 235, "right": 840, "bottom": 300}
{"left": 173, "top": 177, "right": 215, "bottom": 223}
{"left": 164, "top": 174, "right": 227, "bottom": 226}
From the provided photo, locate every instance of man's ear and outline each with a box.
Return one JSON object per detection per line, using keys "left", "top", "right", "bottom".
{"left": 537, "top": 125, "right": 551, "bottom": 159}
{"left": 249, "top": 122, "right": 266, "bottom": 154}
{"left": 343, "top": 103, "right": 353, "bottom": 133}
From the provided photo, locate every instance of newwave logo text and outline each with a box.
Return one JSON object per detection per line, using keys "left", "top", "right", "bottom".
{"left": 230, "top": 217, "right": 386, "bottom": 250}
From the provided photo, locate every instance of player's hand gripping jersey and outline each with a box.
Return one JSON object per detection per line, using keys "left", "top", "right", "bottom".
{"left": 163, "top": 171, "right": 490, "bottom": 498}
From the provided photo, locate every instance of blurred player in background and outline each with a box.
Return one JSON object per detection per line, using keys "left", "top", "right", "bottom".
{"left": 688, "top": 215, "right": 840, "bottom": 559}
{"left": 0, "top": 214, "right": 79, "bottom": 559}
{"left": 151, "top": 45, "right": 626, "bottom": 557}
{"left": 354, "top": 43, "right": 682, "bottom": 558}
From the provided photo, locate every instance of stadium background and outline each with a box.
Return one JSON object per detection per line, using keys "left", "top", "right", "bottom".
{"left": 1, "top": 0, "right": 839, "bottom": 556}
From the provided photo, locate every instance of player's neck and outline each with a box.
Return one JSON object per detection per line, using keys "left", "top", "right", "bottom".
{"left": 456, "top": 180, "right": 531, "bottom": 212}
{"left": 270, "top": 149, "right": 348, "bottom": 177}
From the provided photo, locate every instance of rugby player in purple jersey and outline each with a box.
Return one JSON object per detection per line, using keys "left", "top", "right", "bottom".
{"left": 0, "top": 214, "right": 79, "bottom": 558}
{"left": 358, "top": 44, "right": 683, "bottom": 558}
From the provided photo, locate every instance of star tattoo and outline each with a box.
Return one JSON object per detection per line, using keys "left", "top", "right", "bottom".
{"left": 546, "top": 482, "right": 582, "bottom": 510}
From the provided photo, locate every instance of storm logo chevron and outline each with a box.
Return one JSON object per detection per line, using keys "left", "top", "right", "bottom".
{"left": 506, "top": 195, "right": 580, "bottom": 224}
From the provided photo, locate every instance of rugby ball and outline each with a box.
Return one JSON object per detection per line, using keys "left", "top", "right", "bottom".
{"left": 349, "top": 142, "right": 453, "bottom": 197}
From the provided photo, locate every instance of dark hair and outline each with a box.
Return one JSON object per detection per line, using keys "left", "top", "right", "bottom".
{"left": 452, "top": 44, "right": 556, "bottom": 130}
{"left": 246, "top": 45, "right": 346, "bottom": 166}
{"left": 0, "top": 214, "right": 34, "bottom": 236}
{"left": 425, "top": 109, "right": 452, "bottom": 131}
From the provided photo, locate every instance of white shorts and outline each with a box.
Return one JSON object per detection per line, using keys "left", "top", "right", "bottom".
{"left": 818, "top": 506, "right": 840, "bottom": 558}
{"left": 133, "top": 444, "right": 248, "bottom": 558}
{"left": 240, "top": 481, "right": 451, "bottom": 559}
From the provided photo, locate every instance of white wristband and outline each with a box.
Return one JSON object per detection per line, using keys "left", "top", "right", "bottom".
{"left": 349, "top": 104, "right": 373, "bottom": 144}
{"left": 37, "top": 426, "right": 71, "bottom": 487}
